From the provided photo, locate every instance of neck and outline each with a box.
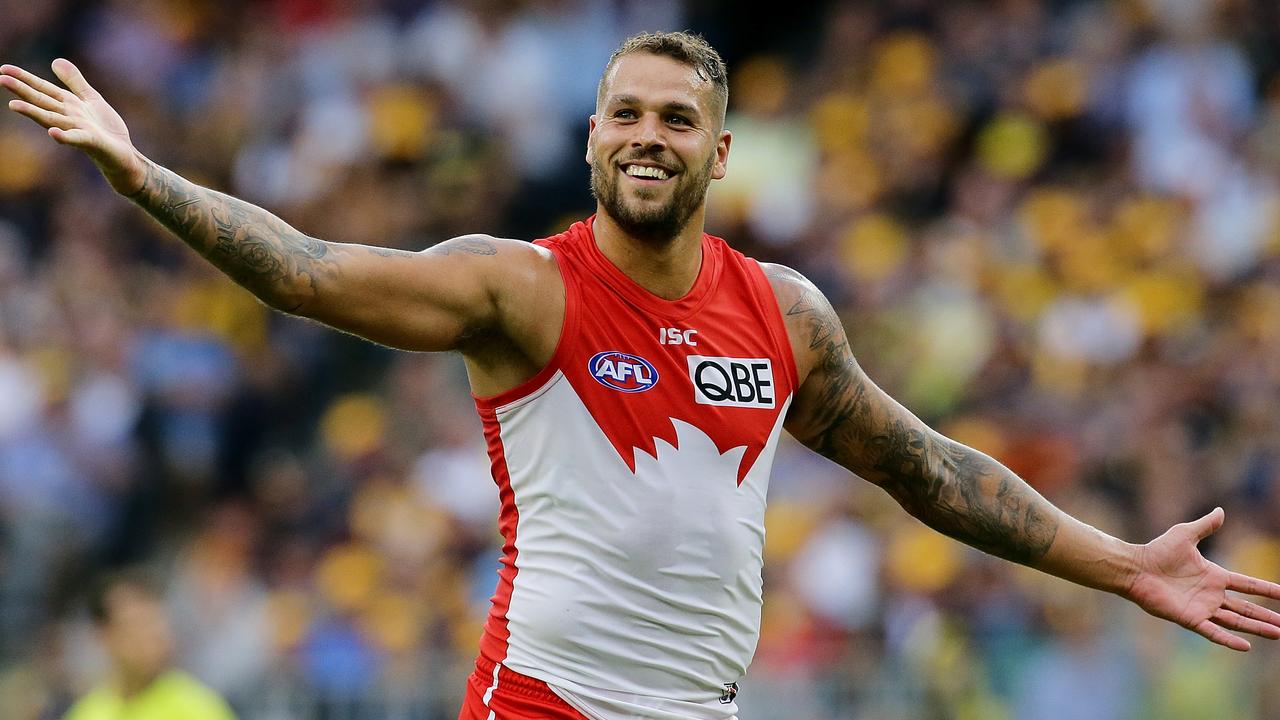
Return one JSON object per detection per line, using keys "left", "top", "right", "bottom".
{"left": 115, "top": 668, "right": 164, "bottom": 699}
{"left": 592, "top": 210, "right": 706, "bottom": 300}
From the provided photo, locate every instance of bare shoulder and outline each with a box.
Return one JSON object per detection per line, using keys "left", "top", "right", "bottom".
{"left": 423, "top": 234, "right": 513, "bottom": 257}
{"left": 476, "top": 234, "right": 562, "bottom": 294}
{"left": 758, "top": 262, "right": 843, "bottom": 385}
{"left": 400, "top": 233, "right": 561, "bottom": 288}
{"left": 350, "top": 233, "right": 544, "bottom": 262}
{"left": 422, "top": 232, "right": 563, "bottom": 333}
{"left": 306, "top": 231, "right": 561, "bottom": 355}
{"left": 759, "top": 261, "right": 814, "bottom": 298}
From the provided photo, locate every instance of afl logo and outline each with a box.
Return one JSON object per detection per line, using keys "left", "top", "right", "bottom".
{"left": 588, "top": 351, "right": 659, "bottom": 393}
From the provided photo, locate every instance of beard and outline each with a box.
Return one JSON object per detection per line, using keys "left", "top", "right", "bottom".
{"left": 590, "top": 149, "right": 715, "bottom": 246}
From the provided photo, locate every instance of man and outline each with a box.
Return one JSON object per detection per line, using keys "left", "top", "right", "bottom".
{"left": 63, "top": 570, "right": 236, "bottom": 720}
{"left": 5, "top": 31, "right": 1280, "bottom": 720}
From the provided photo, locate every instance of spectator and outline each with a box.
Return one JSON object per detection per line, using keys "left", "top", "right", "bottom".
{"left": 63, "top": 568, "right": 236, "bottom": 720}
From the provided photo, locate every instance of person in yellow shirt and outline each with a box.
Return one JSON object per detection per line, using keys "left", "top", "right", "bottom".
{"left": 64, "top": 570, "right": 236, "bottom": 720}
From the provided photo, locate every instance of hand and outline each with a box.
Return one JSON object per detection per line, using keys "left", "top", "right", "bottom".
{"left": 1127, "top": 507, "right": 1280, "bottom": 651}
{"left": 1, "top": 58, "right": 145, "bottom": 195}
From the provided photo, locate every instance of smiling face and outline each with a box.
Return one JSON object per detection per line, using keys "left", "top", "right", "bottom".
{"left": 588, "top": 52, "right": 731, "bottom": 246}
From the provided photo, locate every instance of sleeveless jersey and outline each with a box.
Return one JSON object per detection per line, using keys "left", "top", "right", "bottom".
{"left": 471, "top": 217, "right": 798, "bottom": 720}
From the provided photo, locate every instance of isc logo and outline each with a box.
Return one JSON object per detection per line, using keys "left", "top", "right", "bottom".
{"left": 589, "top": 351, "right": 659, "bottom": 393}
{"left": 659, "top": 327, "right": 699, "bottom": 346}
{"left": 687, "top": 356, "right": 775, "bottom": 409}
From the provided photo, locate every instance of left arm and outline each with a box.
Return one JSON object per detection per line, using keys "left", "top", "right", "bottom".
{"left": 766, "top": 262, "right": 1280, "bottom": 651}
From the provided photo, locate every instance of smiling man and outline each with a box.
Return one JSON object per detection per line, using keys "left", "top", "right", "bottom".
{"left": 6, "top": 30, "right": 1280, "bottom": 720}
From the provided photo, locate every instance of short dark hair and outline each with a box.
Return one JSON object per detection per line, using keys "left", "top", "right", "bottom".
{"left": 87, "top": 567, "right": 164, "bottom": 625}
{"left": 597, "top": 31, "right": 729, "bottom": 124}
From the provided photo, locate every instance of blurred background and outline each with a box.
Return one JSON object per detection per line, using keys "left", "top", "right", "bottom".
{"left": 3, "top": 0, "right": 1280, "bottom": 718}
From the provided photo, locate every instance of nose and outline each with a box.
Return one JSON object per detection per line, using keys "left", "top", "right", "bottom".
{"left": 631, "top": 112, "right": 667, "bottom": 153}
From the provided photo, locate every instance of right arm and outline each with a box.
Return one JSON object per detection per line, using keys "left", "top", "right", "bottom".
{"left": 2, "top": 59, "right": 544, "bottom": 353}
{"left": 123, "top": 157, "right": 516, "bottom": 350}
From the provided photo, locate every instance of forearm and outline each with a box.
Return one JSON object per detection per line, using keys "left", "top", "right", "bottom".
{"left": 125, "top": 155, "right": 334, "bottom": 312}
{"left": 874, "top": 432, "right": 1140, "bottom": 594}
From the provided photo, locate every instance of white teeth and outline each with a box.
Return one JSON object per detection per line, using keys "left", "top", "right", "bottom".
{"left": 625, "top": 165, "right": 670, "bottom": 180}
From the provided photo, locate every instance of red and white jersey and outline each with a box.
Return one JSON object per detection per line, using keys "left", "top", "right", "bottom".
{"left": 472, "top": 217, "right": 798, "bottom": 720}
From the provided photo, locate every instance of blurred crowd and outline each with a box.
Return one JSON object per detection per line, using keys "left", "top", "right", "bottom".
{"left": 4, "top": 0, "right": 1280, "bottom": 718}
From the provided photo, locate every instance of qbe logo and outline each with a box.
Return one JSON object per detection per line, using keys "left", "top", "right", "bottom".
{"left": 687, "top": 356, "right": 775, "bottom": 409}
{"left": 589, "top": 351, "right": 659, "bottom": 393}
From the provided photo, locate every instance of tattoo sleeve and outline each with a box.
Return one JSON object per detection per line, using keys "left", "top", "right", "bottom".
{"left": 785, "top": 281, "right": 1059, "bottom": 565}
{"left": 126, "top": 158, "right": 336, "bottom": 313}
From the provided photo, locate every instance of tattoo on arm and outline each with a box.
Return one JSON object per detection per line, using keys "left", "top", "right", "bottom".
{"left": 789, "top": 285, "right": 1059, "bottom": 565}
{"left": 127, "top": 159, "right": 336, "bottom": 312}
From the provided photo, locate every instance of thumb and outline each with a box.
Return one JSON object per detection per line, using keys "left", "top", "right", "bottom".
{"left": 50, "top": 58, "right": 96, "bottom": 99}
{"left": 1188, "top": 507, "right": 1225, "bottom": 542}
{"left": 49, "top": 126, "right": 93, "bottom": 146}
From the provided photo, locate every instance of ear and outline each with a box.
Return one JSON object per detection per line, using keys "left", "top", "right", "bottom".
{"left": 712, "top": 129, "right": 732, "bottom": 180}
{"left": 585, "top": 114, "right": 598, "bottom": 165}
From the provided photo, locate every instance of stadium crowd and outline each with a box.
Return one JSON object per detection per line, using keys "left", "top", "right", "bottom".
{"left": 4, "top": 0, "right": 1280, "bottom": 718}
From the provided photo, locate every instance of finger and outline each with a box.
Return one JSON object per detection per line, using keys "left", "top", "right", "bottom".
{"left": 1193, "top": 618, "right": 1251, "bottom": 651}
{"left": 50, "top": 58, "right": 96, "bottom": 100}
{"left": 1225, "top": 596, "right": 1280, "bottom": 627}
{"left": 49, "top": 126, "right": 94, "bottom": 146}
{"left": 1228, "top": 571, "right": 1280, "bottom": 600}
{"left": 1189, "top": 507, "right": 1225, "bottom": 542}
{"left": 0, "top": 64, "right": 71, "bottom": 102}
{"left": 7, "top": 99, "right": 75, "bottom": 130}
{"left": 1212, "top": 607, "right": 1280, "bottom": 639}
{"left": 0, "top": 74, "right": 64, "bottom": 112}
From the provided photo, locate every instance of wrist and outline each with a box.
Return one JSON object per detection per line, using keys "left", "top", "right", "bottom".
{"left": 109, "top": 150, "right": 149, "bottom": 198}
{"left": 1036, "top": 520, "right": 1145, "bottom": 596}
{"left": 1113, "top": 540, "right": 1147, "bottom": 599}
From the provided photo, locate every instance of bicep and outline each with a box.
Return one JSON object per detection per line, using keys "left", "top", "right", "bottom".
{"left": 299, "top": 234, "right": 526, "bottom": 352}
{"left": 786, "top": 330, "right": 941, "bottom": 486}
{"left": 771, "top": 267, "right": 941, "bottom": 485}
{"left": 772, "top": 267, "right": 1061, "bottom": 564}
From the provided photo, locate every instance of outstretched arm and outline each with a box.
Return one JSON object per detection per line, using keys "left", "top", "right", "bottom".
{"left": 766, "top": 263, "right": 1280, "bottom": 651}
{"left": 1, "top": 59, "right": 549, "bottom": 353}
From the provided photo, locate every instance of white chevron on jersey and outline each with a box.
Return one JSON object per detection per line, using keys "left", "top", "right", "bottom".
{"left": 488, "top": 368, "right": 791, "bottom": 720}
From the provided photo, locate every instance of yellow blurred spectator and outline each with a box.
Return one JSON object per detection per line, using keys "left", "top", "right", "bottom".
{"left": 763, "top": 500, "right": 822, "bottom": 564}
{"left": 1024, "top": 59, "right": 1090, "bottom": 121}
{"left": 732, "top": 56, "right": 791, "bottom": 117}
{"left": 367, "top": 84, "right": 439, "bottom": 162}
{"left": 172, "top": 277, "right": 269, "bottom": 354}
{"left": 1019, "top": 188, "right": 1090, "bottom": 252}
{"left": 316, "top": 543, "right": 383, "bottom": 613}
{"left": 264, "top": 589, "right": 312, "bottom": 652}
{"left": 1109, "top": 195, "right": 1184, "bottom": 265}
{"left": 977, "top": 113, "right": 1050, "bottom": 180}
{"left": 810, "top": 92, "right": 870, "bottom": 152}
{"left": 1120, "top": 268, "right": 1204, "bottom": 337}
{"left": 840, "top": 213, "right": 909, "bottom": 283}
{"left": 871, "top": 33, "right": 937, "bottom": 96}
{"left": 817, "top": 148, "right": 882, "bottom": 213}
{"left": 992, "top": 263, "right": 1058, "bottom": 323}
{"left": 361, "top": 592, "right": 425, "bottom": 654}
{"left": 0, "top": 130, "right": 45, "bottom": 192}
{"left": 886, "top": 521, "right": 963, "bottom": 593}
{"left": 884, "top": 96, "right": 958, "bottom": 159}
{"left": 320, "top": 393, "right": 387, "bottom": 460}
